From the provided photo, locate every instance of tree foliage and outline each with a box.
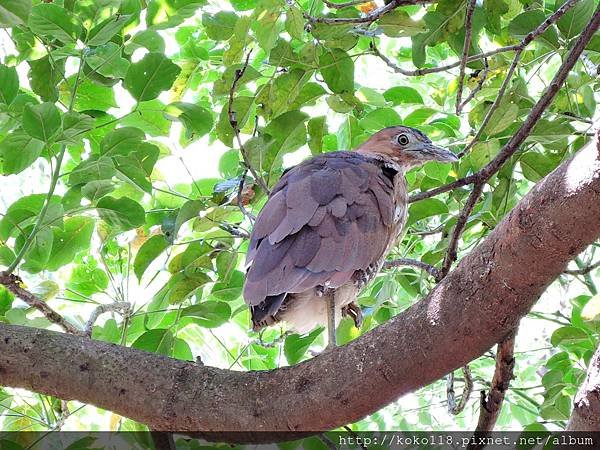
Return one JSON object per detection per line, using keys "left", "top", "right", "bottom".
{"left": 0, "top": 0, "right": 599, "bottom": 437}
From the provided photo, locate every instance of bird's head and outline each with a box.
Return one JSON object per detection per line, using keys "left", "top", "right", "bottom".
{"left": 356, "top": 125, "right": 458, "bottom": 169}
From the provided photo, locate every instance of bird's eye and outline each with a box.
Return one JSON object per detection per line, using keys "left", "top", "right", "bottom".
{"left": 397, "top": 134, "right": 409, "bottom": 146}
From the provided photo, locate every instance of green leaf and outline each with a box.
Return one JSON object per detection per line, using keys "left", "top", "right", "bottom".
{"left": 379, "top": 10, "right": 426, "bottom": 37}
{"left": 319, "top": 48, "right": 354, "bottom": 94}
{"left": 97, "top": 196, "right": 145, "bottom": 231}
{"left": 0, "top": 0, "right": 31, "bottom": 27}
{"left": 28, "top": 3, "right": 81, "bottom": 44}
{"left": 407, "top": 198, "right": 448, "bottom": 225}
{"left": 404, "top": 107, "right": 436, "bottom": 127}
{"left": 132, "top": 329, "right": 174, "bottom": 356}
{"left": 68, "top": 157, "right": 115, "bottom": 186}
{"left": 550, "top": 326, "right": 591, "bottom": 348}
{"left": 125, "top": 29, "right": 165, "bottom": 55}
{"left": 0, "top": 131, "right": 44, "bottom": 175}
{"left": 284, "top": 328, "right": 322, "bottom": 365}
{"left": 164, "top": 102, "right": 213, "bottom": 140}
{"left": 122, "top": 100, "right": 171, "bottom": 137}
{"left": 0, "top": 194, "right": 62, "bottom": 240}
{"left": 181, "top": 301, "right": 231, "bottom": 328}
{"left": 211, "top": 270, "right": 244, "bottom": 301}
{"left": 86, "top": 42, "right": 130, "bottom": 79}
{"left": 519, "top": 152, "right": 558, "bottom": 182}
{"left": 383, "top": 86, "right": 424, "bottom": 105}
{"left": 173, "top": 200, "right": 204, "bottom": 242}
{"left": 47, "top": 217, "right": 94, "bottom": 271}
{"left": 15, "top": 225, "right": 53, "bottom": 273}
{"left": 124, "top": 53, "right": 181, "bottom": 102}
{"left": 556, "top": 0, "right": 595, "bottom": 39}
{"left": 134, "top": 234, "right": 169, "bottom": 281}
{"left": 61, "top": 77, "right": 117, "bottom": 112}
{"left": 508, "top": 10, "right": 559, "bottom": 49}
{"left": 307, "top": 116, "right": 327, "bottom": 155}
{"left": 470, "top": 139, "right": 500, "bottom": 170}
{"left": 22, "top": 102, "right": 61, "bottom": 142}
{"left": 86, "top": 14, "right": 130, "bottom": 46}
{"left": 202, "top": 11, "right": 237, "bottom": 40}
{"left": 0, "top": 64, "right": 18, "bottom": 105}
{"left": 285, "top": 6, "right": 304, "bottom": 39}
{"left": 58, "top": 112, "right": 94, "bottom": 144}
{"left": 100, "top": 127, "right": 145, "bottom": 155}
{"left": 359, "top": 108, "right": 401, "bottom": 131}
{"left": 253, "top": 4, "right": 282, "bottom": 53}
{"left": 486, "top": 103, "right": 518, "bottom": 136}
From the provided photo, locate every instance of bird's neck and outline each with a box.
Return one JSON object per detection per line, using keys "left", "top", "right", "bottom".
{"left": 355, "top": 148, "right": 406, "bottom": 175}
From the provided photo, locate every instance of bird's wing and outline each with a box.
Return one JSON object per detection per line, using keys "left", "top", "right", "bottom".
{"left": 243, "top": 151, "right": 400, "bottom": 306}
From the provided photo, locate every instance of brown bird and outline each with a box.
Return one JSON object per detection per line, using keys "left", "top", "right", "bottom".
{"left": 243, "top": 126, "right": 457, "bottom": 349}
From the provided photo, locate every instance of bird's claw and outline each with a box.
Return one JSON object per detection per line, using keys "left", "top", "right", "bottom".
{"left": 342, "top": 302, "right": 363, "bottom": 329}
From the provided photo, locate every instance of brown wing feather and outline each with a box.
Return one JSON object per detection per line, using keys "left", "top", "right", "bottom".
{"left": 243, "top": 151, "right": 399, "bottom": 308}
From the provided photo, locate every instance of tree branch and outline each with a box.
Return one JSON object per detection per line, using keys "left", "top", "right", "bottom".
{"left": 410, "top": 5, "right": 600, "bottom": 206}
{"left": 305, "top": 0, "right": 434, "bottom": 25}
{"left": 564, "top": 260, "right": 600, "bottom": 276}
{"left": 228, "top": 50, "right": 270, "bottom": 195}
{"left": 372, "top": 0, "right": 580, "bottom": 78}
{"left": 1, "top": 131, "right": 599, "bottom": 439}
{"left": 567, "top": 343, "right": 600, "bottom": 431}
{"left": 0, "top": 272, "right": 82, "bottom": 336}
{"left": 384, "top": 257, "right": 441, "bottom": 281}
{"left": 85, "top": 302, "right": 131, "bottom": 337}
{"left": 455, "top": 0, "right": 477, "bottom": 115}
{"left": 467, "top": 330, "right": 517, "bottom": 450}
{"left": 447, "top": 365, "right": 473, "bottom": 415}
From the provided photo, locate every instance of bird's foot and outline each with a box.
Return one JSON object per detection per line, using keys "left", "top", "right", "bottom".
{"left": 342, "top": 302, "right": 363, "bottom": 329}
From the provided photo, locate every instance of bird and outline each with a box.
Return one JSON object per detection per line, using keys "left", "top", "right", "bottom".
{"left": 242, "top": 125, "right": 458, "bottom": 350}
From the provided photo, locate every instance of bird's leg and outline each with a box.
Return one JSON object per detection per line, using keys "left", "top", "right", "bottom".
{"left": 341, "top": 301, "right": 363, "bottom": 329}
{"left": 325, "top": 293, "right": 337, "bottom": 351}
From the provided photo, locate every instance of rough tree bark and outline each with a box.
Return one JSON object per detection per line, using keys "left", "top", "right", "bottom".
{"left": 566, "top": 344, "right": 600, "bottom": 431}
{"left": 0, "top": 133, "right": 598, "bottom": 439}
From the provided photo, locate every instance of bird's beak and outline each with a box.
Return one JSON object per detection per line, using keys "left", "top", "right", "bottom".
{"left": 423, "top": 144, "right": 459, "bottom": 163}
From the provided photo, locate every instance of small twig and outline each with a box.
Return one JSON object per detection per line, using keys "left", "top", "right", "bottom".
{"left": 564, "top": 260, "right": 600, "bottom": 276}
{"left": 218, "top": 223, "right": 250, "bottom": 239}
{"left": 322, "top": 0, "right": 372, "bottom": 9}
{"left": 459, "top": 58, "right": 489, "bottom": 109}
{"left": 455, "top": 0, "right": 477, "bottom": 115}
{"left": 467, "top": 330, "right": 517, "bottom": 450}
{"left": 458, "top": 51, "right": 522, "bottom": 157}
{"left": 384, "top": 258, "right": 441, "bottom": 281}
{"left": 0, "top": 272, "right": 83, "bottom": 335}
{"left": 440, "top": 182, "right": 484, "bottom": 277}
{"left": 372, "top": 0, "right": 579, "bottom": 78}
{"left": 318, "top": 434, "right": 338, "bottom": 450}
{"left": 447, "top": 365, "right": 474, "bottom": 415}
{"left": 85, "top": 302, "right": 130, "bottom": 337}
{"left": 228, "top": 51, "right": 270, "bottom": 195}
{"left": 236, "top": 169, "right": 256, "bottom": 224}
{"left": 305, "top": 0, "right": 434, "bottom": 25}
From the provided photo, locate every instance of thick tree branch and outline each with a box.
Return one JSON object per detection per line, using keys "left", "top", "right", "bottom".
{"left": 567, "top": 344, "right": 600, "bottom": 431}
{"left": 1, "top": 132, "right": 599, "bottom": 439}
